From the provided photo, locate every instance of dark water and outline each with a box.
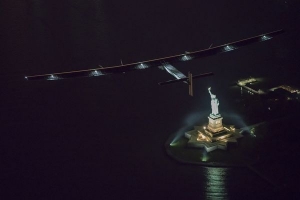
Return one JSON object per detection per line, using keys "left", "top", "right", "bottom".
{"left": 1, "top": 0, "right": 300, "bottom": 199}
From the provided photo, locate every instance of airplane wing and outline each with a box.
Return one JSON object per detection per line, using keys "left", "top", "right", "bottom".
{"left": 25, "top": 29, "right": 283, "bottom": 81}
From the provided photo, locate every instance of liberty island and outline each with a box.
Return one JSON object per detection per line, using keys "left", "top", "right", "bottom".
{"left": 184, "top": 87, "right": 243, "bottom": 152}
{"left": 165, "top": 76, "right": 299, "bottom": 170}
{"left": 165, "top": 86, "right": 250, "bottom": 166}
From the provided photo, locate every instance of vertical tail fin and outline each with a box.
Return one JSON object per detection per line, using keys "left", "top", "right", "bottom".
{"left": 188, "top": 72, "right": 193, "bottom": 96}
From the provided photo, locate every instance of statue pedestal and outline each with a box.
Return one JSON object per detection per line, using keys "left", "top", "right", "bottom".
{"left": 185, "top": 113, "right": 242, "bottom": 151}
{"left": 204, "top": 114, "right": 231, "bottom": 142}
{"left": 207, "top": 114, "right": 224, "bottom": 133}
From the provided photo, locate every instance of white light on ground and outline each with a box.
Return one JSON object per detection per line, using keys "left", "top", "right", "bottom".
{"left": 170, "top": 142, "right": 177, "bottom": 146}
{"left": 201, "top": 151, "right": 209, "bottom": 162}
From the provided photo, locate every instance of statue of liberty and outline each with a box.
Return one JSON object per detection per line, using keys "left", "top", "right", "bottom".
{"left": 208, "top": 87, "right": 219, "bottom": 116}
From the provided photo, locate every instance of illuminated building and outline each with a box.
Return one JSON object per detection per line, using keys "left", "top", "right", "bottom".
{"left": 185, "top": 88, "right": 243, "bottom": 152}
{"left": 237, "top": 77, "right": 265, "bottom": 94}
{"left": 270, "top": 85, "right": 300, "bottom": 94}
{"left": 237, "top": 77, "right": 257, "bottom": 86}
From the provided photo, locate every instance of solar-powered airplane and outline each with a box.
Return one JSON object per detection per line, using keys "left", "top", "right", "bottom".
{"left": 25, "top": 29, "right": 283, "bottom": 96}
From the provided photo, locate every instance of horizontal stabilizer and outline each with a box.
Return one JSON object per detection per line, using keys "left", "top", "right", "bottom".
{"left": 158, "top": 72, "right": 213, "bottom": 86}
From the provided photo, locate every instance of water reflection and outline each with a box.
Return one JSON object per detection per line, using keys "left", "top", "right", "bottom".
{"left": 203, "top": 167, "right": 228, "bottom": 200}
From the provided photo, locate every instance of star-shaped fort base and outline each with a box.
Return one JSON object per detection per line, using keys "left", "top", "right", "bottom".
{"left": 185, "top": 125, "right": 243, "bottom": 152}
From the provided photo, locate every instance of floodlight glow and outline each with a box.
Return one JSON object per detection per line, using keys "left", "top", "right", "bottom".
{"left": 47, "top": 74, "right": 59, "bottom": 80}
{"left": 200, "top": 150, "right": 209, "bottom": 162}
{"left": 170, "top": 139, "right": 181, "bottom": 146}
{"left": 170, "top": 142, "right": 176, "bottom": 146}
{"left": 24, "top": 76, "right": 28, "bottom": 80}
{"left": 90, "top": 70, "right": 103, "bottom": 76}
{"left": 201, "top": 155, "right": 208, "bottom": 162}
{"left": 135, "top": 63, "right": 149, "bottom": 70}
{"left": 261, "top": 35, "right": 271, "bottom": 41}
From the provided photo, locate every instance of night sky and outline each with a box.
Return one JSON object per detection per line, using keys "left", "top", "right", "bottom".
{"left": 1, "top": 0, "right": 300, "bottom": 199}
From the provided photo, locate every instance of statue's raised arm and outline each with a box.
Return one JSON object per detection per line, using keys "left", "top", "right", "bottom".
{"left": 208, "top": 87, "right": 213, "bottom": 98}
{"left": 208, "top": 87, "right": 219, "bottom": 116}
